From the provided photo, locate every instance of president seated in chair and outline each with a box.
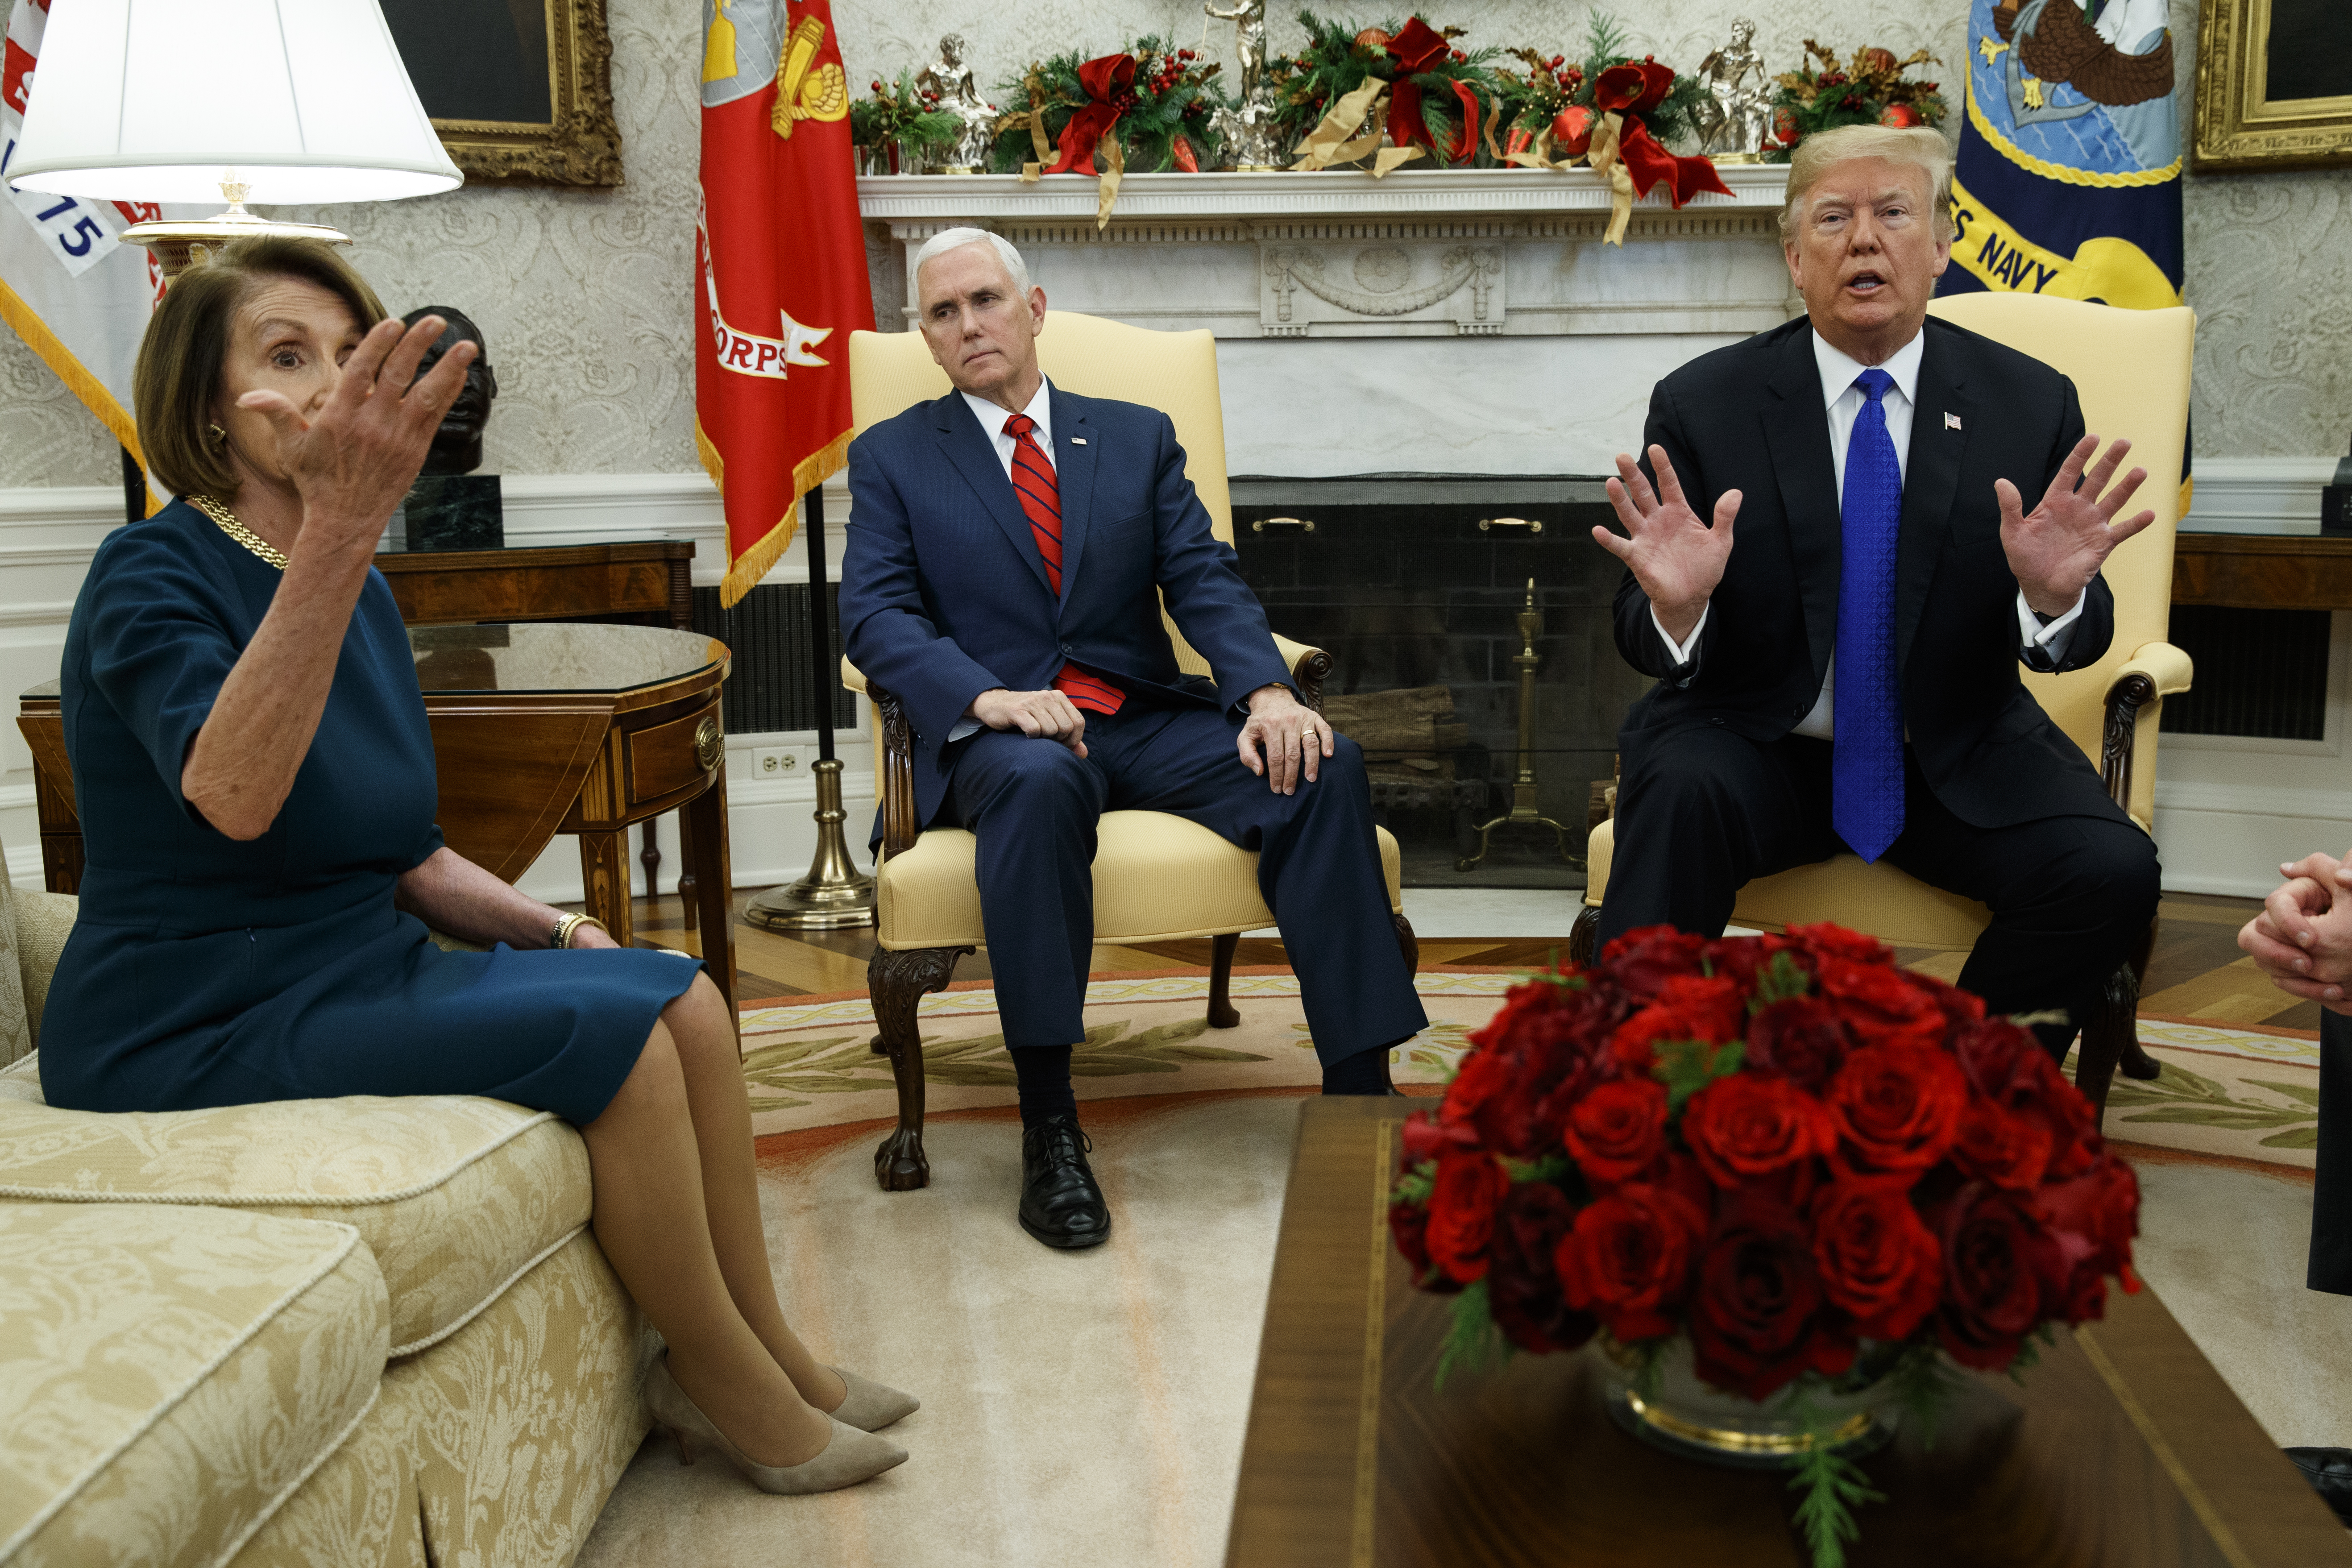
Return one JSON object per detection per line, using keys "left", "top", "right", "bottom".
{"left": 1593, "top": 124, "right": 2161, "bottom": 1061}
{"left": 839, "top": 228, "right": 1427, "bottom": 1251}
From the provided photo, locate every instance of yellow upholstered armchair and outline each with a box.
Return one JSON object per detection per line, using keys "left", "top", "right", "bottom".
{"left": 840, "top": 312, "right": 1415, "bottom": 1191}
{"left": 1573, "top": 295, "right": 2195, "bottom": 1125}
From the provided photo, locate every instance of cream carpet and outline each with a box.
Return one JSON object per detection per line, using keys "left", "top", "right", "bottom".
{"left": 572, "top": 1085, "right": 2352, "bottom": 1567}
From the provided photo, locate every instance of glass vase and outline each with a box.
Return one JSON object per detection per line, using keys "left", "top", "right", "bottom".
{"left": 1592, "top": 1335, "right": 1904, "bottom": 1470}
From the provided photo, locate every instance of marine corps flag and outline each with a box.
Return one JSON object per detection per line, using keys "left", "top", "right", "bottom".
{"left": 1938, "top": 0, "right": 2183, "bottom": 313}
{"left": 697, "top": 0, "right": 870, "bottom": 606}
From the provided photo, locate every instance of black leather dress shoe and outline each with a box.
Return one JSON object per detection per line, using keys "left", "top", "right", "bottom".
{"left": 2285, "top": 1448, "right": 2352, "bottom": 1525}
{"left": 1019, "top": 1114, "right": 1111, "bottom": 1249}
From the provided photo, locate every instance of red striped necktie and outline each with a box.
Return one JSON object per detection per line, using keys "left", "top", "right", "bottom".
{"left": 1003, "top": 412, "right": 1124, "bottom": 716}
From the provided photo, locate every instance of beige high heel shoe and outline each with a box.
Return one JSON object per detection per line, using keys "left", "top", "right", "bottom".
{"left": 825, "top": 1366, "right": 919, "bottom": 1432}
{"left": 643, "top": 1355, "right": 906, "bottom": 1494}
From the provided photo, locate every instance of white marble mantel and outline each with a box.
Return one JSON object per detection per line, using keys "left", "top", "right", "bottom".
{"left": 857, "top": 165, "right": 1800, "bottom": 477}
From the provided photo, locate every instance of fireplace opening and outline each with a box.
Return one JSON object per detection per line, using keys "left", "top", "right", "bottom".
{"left": 1229, "top": 475, "right": 1653, "bottom": 890}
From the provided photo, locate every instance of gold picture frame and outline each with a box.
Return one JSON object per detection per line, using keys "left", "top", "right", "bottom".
{"left": 2194, "top": 0, "right": 2352, "bottom": 171}
{"left": 384, "top": 0, "right": 624, "bottom": 188}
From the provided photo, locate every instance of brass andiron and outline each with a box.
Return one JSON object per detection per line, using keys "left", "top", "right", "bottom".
{"left": 745, "top": 757, "right": 877, "bottom": 930}
{"left": 1458, "top": 579, "right": 1581, "bottom": 873}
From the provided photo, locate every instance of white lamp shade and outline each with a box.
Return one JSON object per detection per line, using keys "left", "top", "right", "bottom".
{"left": 6, "top": 0, "right": 463, "bottom": 206}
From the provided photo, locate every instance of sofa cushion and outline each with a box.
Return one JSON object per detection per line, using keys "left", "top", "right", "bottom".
{"left": 0, "top": 1057, "right": 590, "bottom": 1354}
{"left": 0, "top": 1202, "right": 386, "bottom": 1568}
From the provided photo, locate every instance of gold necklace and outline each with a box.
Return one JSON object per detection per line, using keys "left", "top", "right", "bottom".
{"left": 190, "top": 495, "right": 289, "bottom": 570}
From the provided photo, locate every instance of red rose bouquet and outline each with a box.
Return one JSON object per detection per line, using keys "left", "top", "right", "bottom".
{"left": 1390, "top": 922, "right": 2138, "bottom": 1568}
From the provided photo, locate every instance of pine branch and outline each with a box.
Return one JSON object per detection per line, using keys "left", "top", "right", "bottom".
{"left": 1786, "top": 1400, "right": 1887, "bottom": 1568}
{"left": 1887, "top": 1341, "right": 1964, "bottom": 1452}
{"left": 1434, "top": 1279, "right": 1510, "bottom": 1393}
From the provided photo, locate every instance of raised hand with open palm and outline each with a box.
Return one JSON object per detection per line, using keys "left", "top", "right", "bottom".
{"left": 1591, "top": 444, "right": 1743, "bottom": 646}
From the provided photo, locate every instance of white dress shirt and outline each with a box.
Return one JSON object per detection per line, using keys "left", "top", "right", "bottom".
{"left": 962, "top": 376, "right": 1054, "bottom": 481}
{"left": 1652, "top": 327, "right": 2085, "bottom": 737}
{"left": 948, "top": 377, "right": 1058, "bottom": 742}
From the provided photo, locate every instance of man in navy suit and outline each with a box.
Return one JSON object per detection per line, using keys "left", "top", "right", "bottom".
{"left": 1593, "top": 124, "right": 2162, "bottom": 1058}
{"left": 840, "top": 229, "right": 1427, "bottom": 1249}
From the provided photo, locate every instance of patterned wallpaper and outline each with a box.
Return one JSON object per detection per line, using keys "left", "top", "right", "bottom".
{"left": 1, "top": 0, "right": 2343, "bottom": 487}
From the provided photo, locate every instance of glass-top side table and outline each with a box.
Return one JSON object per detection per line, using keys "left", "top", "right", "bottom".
{"left": 19, "top": 622, "right": 738, "bottom": 1006}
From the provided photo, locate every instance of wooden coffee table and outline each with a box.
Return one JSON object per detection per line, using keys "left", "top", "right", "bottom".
{"left": 18, "top": 622, "right": 738, "bottom": 1006}
{"left": 1228, "top": 1098, "right": 2352, "bottom": 1568}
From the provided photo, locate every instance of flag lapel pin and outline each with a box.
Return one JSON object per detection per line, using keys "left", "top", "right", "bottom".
{"left": 1070, "top": 436, "right": 1088, "bottom": 445}
{"left": 1944, "top": 411, "right": 1963, "bottom": 430}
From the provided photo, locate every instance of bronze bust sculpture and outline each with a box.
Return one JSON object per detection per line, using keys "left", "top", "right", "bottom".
{"left": 396, "top": 305, "right": 503, "bottom": 549}
{"left": 401, "top": 305, "right": 499, "bottom": 476}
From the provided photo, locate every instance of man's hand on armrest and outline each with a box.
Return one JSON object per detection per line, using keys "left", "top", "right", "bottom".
{"left": 1236, "top": 682, "right": 1332, "bottom": 796}
{"left": 968, "top": 688, "right": 1089, "bottom": 758}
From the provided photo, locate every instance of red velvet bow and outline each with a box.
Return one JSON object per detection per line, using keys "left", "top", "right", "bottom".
{"left": 1593, "top": 59, "right": 1675, "bottom": 116}
{"left": 1614, "top": 116, "right": 1733, "bottom": 207}
{"left": 1382, "top": 17, "right": 1448, "bottom": 153}
{"left": 1044, "top": 53, "right": 1138, "bottom": 175}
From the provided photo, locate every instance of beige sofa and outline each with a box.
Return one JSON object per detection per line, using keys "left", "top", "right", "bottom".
{"left": 0, "top": 865, "right": 654, "bottom": 1567}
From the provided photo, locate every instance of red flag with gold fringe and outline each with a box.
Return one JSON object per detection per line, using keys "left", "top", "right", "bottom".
{"left": 696, "top": 0, "right": 871, "bottom": 607}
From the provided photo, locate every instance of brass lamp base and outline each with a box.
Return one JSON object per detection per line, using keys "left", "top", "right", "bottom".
{"left": 744, "top": 758, "right": 876, "bottom": 930}
{"left": 121, "top": 177, "right": 349, "bottom": 283}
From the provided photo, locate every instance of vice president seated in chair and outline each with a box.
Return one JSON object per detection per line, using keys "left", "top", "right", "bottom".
{"left": 1589, "top": 123, "right": 2164, "bottom": 1065}
{"left": 839, "top": 228, "right": 1427, "bottom": 1252}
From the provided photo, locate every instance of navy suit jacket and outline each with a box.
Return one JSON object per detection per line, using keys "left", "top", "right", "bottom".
{"left": 840, "top": 383, "right": 1293, "bottom": 830}
{"left": 1611, "top": 315, "right": 2129, "bottom": 832}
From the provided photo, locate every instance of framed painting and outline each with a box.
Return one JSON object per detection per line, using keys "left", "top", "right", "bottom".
{"left": 381, "top": 0, "right": 624, "bottom": 187}
{"left": 2194, "top": 0, "right": 2352, "bottom": 170}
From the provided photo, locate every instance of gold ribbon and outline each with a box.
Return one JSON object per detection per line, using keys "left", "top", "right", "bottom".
{"left": 1289, "top": 78, "right": 1427, "bottom": 178}
{"left": 1094, "top": 134, "right": 1124, "bottom": 228}
{"left": 1586, "top": 110, "right": 1637, "bottom": 246}
{"left": 1499, "top": 112, "right": 1634, "bottom": 244}
{"left": 997, "top": 70, "right": 1063, "bottom": 183}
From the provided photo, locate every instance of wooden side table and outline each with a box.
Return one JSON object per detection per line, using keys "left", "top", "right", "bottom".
{"left": 2172, "top": 533, "right": 2352, "bottom": 610}
{"left": 1228, "top": 1099, "right": 2352, "bottom": 1568}
{"left": 19, "top": 622, "right": 739, "bottom": 1008}
{"left": 374, "top": 539, "right": 695, "bottom": 629}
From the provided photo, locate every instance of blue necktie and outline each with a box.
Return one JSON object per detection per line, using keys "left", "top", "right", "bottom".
{"left": 1833, "top": 368, "right": 1904, "bottom": 863}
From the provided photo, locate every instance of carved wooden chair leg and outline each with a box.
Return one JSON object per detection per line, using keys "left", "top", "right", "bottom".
{"left": 2071, "top": 957, "right": 2142, "bottom": 1132}
{"left": 1393, "top": 912, "right": 1420, "bottom": 974}
{"left": 2117, "top": 915, "right": 2161, "bottom": 1082}
{"left": 1568, "top": 904, "right": 1601, "bottom": 968}
{"left": 1207, "top": 932, "right": 1242, "bottom": 1028}
{"left": 867, "top": 944, "right": 970, "bottom": 1191}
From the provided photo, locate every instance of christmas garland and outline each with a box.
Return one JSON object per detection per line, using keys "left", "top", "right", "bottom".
{"left": 848, "top": 70, "right": 966, "bottom": 158}
{"left": 1260, "top": 12, "right": 1500, "bottom": 168}
{"left": 1765, "top": 41, "right": 1947, "bottom": 161}
{"left": 987, "top": 43, "right": 1232, "bottom": 176}
{"left": 1492, "top": 13, "right": 1706, "bottom": 153}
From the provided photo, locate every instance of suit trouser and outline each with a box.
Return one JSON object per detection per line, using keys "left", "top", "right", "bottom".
{"left": 1597, "top": 728, "right": 2161, "bottom": 1051}
{"left": 2313, "top": 1008, "right": 2352, "bottom": 1295}
{"left": 944, "top": 702, "right": 1427, "bottom": 1062}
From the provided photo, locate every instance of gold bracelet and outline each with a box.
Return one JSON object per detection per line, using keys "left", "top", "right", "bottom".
{"left": 557, "top": 914, "right": 611, "bottom": 950}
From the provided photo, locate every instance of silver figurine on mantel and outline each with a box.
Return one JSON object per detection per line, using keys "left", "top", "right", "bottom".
{"left": 1695, "top": 18, "right": 1773, "bottom": 162}
{"left": 1206, "top": 0, "right": 1284, "bottom": 170}
{"left": 913, "top": 34, "right": 997, "bottom": 173}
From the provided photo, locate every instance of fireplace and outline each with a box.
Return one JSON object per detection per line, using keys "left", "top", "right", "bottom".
{"left": 1229, "top": 475, "right": 1653, "bottom": 888}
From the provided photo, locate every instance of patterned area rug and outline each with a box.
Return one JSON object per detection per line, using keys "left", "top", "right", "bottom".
{"left": 735, "top": 967, "right": 1504, "bottom": 1140}
{"left": 2082, "top": 1016, "right": 2321, "bottom": 1177}
{"left": 737, "top": 975, "right": 2323, "bottom": 1177}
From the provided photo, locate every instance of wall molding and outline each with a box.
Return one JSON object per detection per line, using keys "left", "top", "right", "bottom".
{"left": 2180, "top": 456, "right": 2340, "bottom": 536}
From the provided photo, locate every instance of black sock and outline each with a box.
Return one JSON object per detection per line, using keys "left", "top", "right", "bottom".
{"left": 1321, "top": 1039, "right": 1401, "bottom": 1096}
{"left": 1012, "top": 1045, "right": 1077, "bottom": 1128}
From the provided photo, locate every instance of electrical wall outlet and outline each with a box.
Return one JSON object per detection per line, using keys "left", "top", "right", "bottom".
{"left": 752, "top": 745, "right": 808, "bottom": 780}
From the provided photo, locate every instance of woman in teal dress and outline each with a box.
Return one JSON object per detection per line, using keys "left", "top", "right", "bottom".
{"left": 41, "top": 236, "right": 911, "bottom": 1496}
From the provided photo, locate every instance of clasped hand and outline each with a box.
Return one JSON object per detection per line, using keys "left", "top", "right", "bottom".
{"left": 2240, "top": 850, "right": 2352, "bottom": 1015}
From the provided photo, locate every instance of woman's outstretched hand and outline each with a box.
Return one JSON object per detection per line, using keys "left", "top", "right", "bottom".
{"left": 235, "top": 313, "right": 477, "bottom": 553}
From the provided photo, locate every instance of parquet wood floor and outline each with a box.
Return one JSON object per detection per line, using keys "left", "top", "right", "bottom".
{"left": 595, "top": 888, "right": 2313, "bottom": 1030}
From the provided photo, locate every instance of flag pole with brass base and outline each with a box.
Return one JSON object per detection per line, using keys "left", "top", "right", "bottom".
{"left": 745, "top": 483, "right": 877, "bottom": 930}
